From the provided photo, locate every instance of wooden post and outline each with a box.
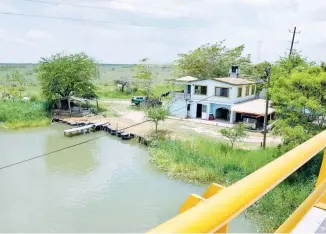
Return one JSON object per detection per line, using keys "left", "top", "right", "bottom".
{"left": 68, "top": 98, "right": 71, "bottom": 114}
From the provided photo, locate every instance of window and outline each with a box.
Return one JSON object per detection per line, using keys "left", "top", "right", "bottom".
{"left": 245, "top": 86, "right": 250, "bottom": 96}
{"left": 202, "top": 105, "right": 207, "bottom": 113}
{"left": 215, "top": 87, "right": 229, "bottom": 97}
{"left": 194, "top": 85, "right": 207, "bottom": 95}
{"left": 237, "top": 87, "right": 242, "bottom": 97}
{"left": 251, "top": 85, "right": 255, "bottom": 95}
{"left": 187, "top": 104, "right": 190, "bottom": 111}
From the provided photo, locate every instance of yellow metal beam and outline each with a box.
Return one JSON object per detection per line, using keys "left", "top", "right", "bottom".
{"left": 275, "top": 180, "right": 326, "bottom": 233}
{"left": 179, "top": 194, "right": 205, "bottom": 213}
{"left": 148, "top": 130, "right": 326, "bottom": 233}
{"left": 316, "top": 150, "right": 326, "bottom": 204}
{"left": 315, "top": 202, "right": 326, "bottom": 210}
{"left": 202, "top": 183, "right": 225, "bottom": 199}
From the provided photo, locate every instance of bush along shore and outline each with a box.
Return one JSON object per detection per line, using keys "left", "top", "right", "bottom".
{"left": 148, "top": 137, "right": 321, "bottom": 232}
{"left": 0, "top": 100, "right": 51, "bottom": 129}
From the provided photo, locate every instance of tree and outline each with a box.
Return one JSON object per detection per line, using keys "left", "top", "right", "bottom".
{"left": 220, "top": 123, "right": 247, "bottom": 149}
{"left": 320, "top": 61, "right": 326, "bottom": 72}
{"left": 270, "top": 54, "right": 326, "bottom": 150}
{"left": 133, "top": 58, "right": 157, "bottom": 97}
{"left": 242, "top": 61, "right": 271, "bottom": 96}
{"left": 146, "top": 106, "right": 169, "bottom": 133}
{"left": 11, "top": 70, "right": 25, "bottom": 97}
{"left": 114, "top": 76, "right": 132, "bottom": 92}
{"left": 174, "top": 41, "right": 251, "bottom": 79}
{"left": 37, "top": 53, "right": 99, "bottom": 104}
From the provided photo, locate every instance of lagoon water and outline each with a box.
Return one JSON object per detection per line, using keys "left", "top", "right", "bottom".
{"left": 0, "top": 124, "right": 256, "bottom": 232}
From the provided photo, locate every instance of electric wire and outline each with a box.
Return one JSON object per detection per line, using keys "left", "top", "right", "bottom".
{"left": 21, "top": 0, "right": 191, "bottom": 19}
{"left": 0, "top": 11, "right": 195, "bottom": 31}
{"left": 0, "top": 94, "right": 214, "bottom": 171}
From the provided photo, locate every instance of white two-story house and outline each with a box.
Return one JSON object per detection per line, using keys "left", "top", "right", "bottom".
{"left": 171, "top": 67, "right": 274, "bottom": 128}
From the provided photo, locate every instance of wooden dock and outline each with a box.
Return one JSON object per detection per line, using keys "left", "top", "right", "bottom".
{"left": 54, "top": 117, "right": 138, "bottom": 141}
{"left": 63, "top": 121, "right": 107, "bottom": 136}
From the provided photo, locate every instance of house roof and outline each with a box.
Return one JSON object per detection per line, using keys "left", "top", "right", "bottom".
{"left": 213, "top": 77, "right": 256, "bottom": 85}
{"left": 174, "top": 76, "right": 257, "bottom": 85}
{"left": 174, "top": 76, "right": 199, "bottom": 82}
{"left": 231, "top": 99, "right": 275, "bottom": 117}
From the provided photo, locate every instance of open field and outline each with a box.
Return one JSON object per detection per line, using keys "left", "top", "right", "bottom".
{"left": 0, "top": 63, "right": 174, "bottom": 85}
{"left": 0, "top": 64, "right": 174, "bottom": 100}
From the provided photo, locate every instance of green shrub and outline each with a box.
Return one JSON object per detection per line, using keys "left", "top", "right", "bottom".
{"left": 0, "top": 100, "right": 50, "bottom": 128}
{"left": 149, "top": 138, "right": 319, "bottom": 232}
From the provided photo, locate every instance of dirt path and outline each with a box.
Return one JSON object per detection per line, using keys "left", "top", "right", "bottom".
{"left": 95, "top": 100, "right": 282, "bottom": 148}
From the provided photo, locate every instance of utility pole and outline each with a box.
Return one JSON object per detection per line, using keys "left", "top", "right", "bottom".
{"left": 262, "top": 67, "right": 271, "bottom": 149}
{"left": 289, "top": 26, "right": 300, "bottom": 56}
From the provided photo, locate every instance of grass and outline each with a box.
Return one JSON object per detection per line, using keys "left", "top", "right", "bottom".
{"left": 0, "top": 100, "right": 50, "bottom": 129}
{"left": 97, "top": 84, "right": 173, "bottom": 100}
{"left": 98, "top": 85, "right": 145, "bottom": 99}
{"left": 0, "top": 64, "right": 173, "bottom": 85}
{"left": 149, "top": 138, "right": 321, "bottom": 232}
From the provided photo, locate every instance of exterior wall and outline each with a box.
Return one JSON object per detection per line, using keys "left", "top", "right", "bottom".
{"left": 170, "top": 99, "right": 187, "bottom": 118}
{"left": 173, "top": 79, "right": 259, "bottom": 122}
{"left": 233, "top": 84, "right": 257, "bottom": 103}
{"left": 188, "top": 80, "right": 235, "bottom": 104}
{"left": 188, "top": 101, "right": 197, "bottom": 119}
{"left": 210, "top": 103, "right": 232, "bottom": 118}
{"left": 184, "top": 79, "right": 257, "bottom": 104}
{"left": 258, "top": 88, "right": 266, "bottom": 99}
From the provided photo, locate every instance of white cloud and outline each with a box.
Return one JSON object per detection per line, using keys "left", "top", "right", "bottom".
{"left": 0, "top": 0, "right": 326, "bottom": 63}
{"left": 25, "top": 29, "right": 53, "bottom": 40}
{"left": 0, "top": 1, "right": 19, "bottom": 13}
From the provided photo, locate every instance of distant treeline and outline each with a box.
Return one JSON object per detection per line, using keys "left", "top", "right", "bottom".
{"left": 0, "top": 63, "right": 172, "bottom": 67}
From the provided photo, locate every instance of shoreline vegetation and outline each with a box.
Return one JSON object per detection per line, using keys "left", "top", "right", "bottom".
{"left": 1, "top": 48, "right": 325, "bottom": 233}
{"left": 148, "top": 138, "right": 320, "bottom": 232}
{"left": 0, "top": 100, "right": 50, "bottom": 129}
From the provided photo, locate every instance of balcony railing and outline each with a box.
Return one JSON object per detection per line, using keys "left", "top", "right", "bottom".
{"left": 173, "top": 91, "right": 191, "bottom": 100}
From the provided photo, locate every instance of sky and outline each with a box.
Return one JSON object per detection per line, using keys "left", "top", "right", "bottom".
{"left": 0, "top": 0, "right": 325, "bottom": 64}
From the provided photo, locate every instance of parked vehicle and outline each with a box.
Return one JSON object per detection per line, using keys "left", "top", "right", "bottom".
{"left": 243, "top": 117, "right": 257, "bottom": 130}
{"left": 146, "top": 98, "right": 162, "bottom": 107}
{"left": 131, "top": 96, "right": 147, "bottom": 106}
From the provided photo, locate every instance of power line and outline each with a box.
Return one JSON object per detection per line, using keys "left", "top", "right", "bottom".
{"left": 0, "top": 11, "right": 195, "bottom": 30}
{"left": 0, "top": 95, "right": 214, "bottom": 171}
{"left": 0, "top": 133, "right": 107, "bottom": 170}
{"left": 21, "top": 0, "right": 190, "bottom": 19}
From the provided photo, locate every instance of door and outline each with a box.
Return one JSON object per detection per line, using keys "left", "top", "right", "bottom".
{"left": 196, "top": 104, "right": 202, "bottom": 118}
{"left": 202, "top": 105, "right": 207, "bottom": 119}
{"left": 187, "top": 104, "right": 191, "bottom": 118}
{"left": 187, "top": 85, "right": 191, "bottom": 94}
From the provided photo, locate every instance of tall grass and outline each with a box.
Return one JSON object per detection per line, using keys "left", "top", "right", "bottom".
{"left": 0, "top": 100, "right": 50, "bottom": 128}
{"left": 149, "top": 138, "right": 321, "bottom": 232}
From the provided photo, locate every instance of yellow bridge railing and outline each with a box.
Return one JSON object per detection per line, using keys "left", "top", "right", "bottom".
{"left": 149, "top": 130, "right": 326, "bottom": 233}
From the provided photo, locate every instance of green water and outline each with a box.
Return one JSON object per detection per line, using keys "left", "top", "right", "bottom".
{"left": 0, "top": 124, "right": 256, "bottom": 232}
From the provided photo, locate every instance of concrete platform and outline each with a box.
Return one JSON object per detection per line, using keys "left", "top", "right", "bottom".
{"left": 292, "top": 207, "right": 326, "bottom": 233}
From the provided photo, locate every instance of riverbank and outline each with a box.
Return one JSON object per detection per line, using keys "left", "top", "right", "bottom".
{"left": 149, "top": 138, "right": 320, "bottom": 232}
{"left": 0, "top": 100, "right": 50, "bottom": 129}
